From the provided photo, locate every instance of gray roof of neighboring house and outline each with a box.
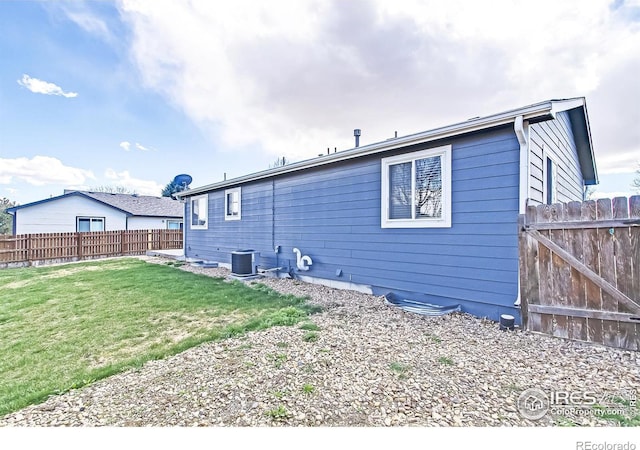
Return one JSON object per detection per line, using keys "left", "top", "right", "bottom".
{"left": 6, "top": 191, "right": 184, "bottom": 218}
{"left": 81, "top": 192, "right": 184, "bottom": 217}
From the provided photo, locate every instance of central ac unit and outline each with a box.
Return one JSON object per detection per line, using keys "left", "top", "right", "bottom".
{"left": 231, "top": 249, "right": 257, "bottom": 276}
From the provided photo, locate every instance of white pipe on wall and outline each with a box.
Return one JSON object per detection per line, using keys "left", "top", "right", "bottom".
{"left": 514, "top": 115, "right": 530, "bottom": 215}
{"left": 293, "top": 247, "right": 313, "bottom": 271}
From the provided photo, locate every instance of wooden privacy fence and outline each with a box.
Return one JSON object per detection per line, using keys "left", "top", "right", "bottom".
{"left": 0, "top": 229, "right": 183, "bottom": 267}
{"left": 519, "top": 196, "right": 640, "bottom": 351}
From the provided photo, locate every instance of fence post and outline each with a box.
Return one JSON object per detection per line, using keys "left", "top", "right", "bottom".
{"left": 121, "top": 230, "right": 126, "bottom": 256}
{"left": 76, "top": 232, "right": 83, "bottom": 260}
{"left": 517, "top": 215, "right": 529, "bottom": 330}
{"left": 26, "top": 234, "right": 32, "bottom": 265}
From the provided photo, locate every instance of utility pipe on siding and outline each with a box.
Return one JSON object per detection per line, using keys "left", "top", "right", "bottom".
{"left": 182, "top": 201, "right": 187, "bottom": 254}
{"left": 293, "top": 248, "right": 312, "bottom": 271}
{"left": 514, "top": 115, "right": 530, "bottom": 215}
{"left": 514, "top": 115, "right": 530, "bottom": 308}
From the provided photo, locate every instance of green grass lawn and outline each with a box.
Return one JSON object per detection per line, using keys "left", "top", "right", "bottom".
{"left": 0, "top": 258, "right": 314, "bottom": 417}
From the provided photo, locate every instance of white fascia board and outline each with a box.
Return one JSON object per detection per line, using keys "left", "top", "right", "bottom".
{"left": 549, "top": 98, "right": 585, "bottom": 118}
{"left": 177, "top": 99, "right": 584, "bottom": 198}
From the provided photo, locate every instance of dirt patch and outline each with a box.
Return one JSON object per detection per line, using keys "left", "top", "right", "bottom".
{"left": 4, "top": 280, "right": 31, "bottom": 289}
{"left": 3, "top": 261, "right": 133, "bottom": 289}
{"left": 85, "top": 311, "right": 251, "bottom": 370}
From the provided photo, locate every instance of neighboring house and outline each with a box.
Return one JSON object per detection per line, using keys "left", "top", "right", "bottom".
{"left": 6, "top": 191, "right": 184, "bottom": 234}
{"left": 176, "top": 98, "right": 597, "bottom": 322}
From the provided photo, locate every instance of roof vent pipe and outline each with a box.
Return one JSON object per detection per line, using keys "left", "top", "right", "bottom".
{"left": 354, "top": 129, "right": 361, "bottom": 148}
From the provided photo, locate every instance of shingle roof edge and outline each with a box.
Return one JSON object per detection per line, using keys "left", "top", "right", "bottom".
{"left": 168, "top": 98, "right": 593, "bottom": 198}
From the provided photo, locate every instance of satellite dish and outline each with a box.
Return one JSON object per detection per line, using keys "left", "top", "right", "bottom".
{"left": 173, "top": 174, "right": 193, "bottom": 192}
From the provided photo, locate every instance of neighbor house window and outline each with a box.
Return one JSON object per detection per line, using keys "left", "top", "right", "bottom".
{"left": 381, "top": 145, "right": 452, "bottom": 228}
{"left": 167, "top": 220, "right": 183, "bottom": 230}
{"left": 546, "top": 157, "right": 558, "bottom": 205}
{"left": 190, "top": 195, "right": 208, "bottom": 229}
{"left": 77, "top": 217, "right": 104, "bottom": 232}
{"left": 224, "top": 187, "right": 241, "bottom": 221}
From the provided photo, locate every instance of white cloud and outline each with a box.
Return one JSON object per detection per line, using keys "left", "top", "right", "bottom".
{"left": 65, "top": 185, "right": 92, "bottom": 192}
{"left": 593, "top": 148, "right": 639, "bottom": 175}
{"left": 118, "top": 0, "right": 640, "bottom": 166}
{"left": 0, "top": 156, "right": 95, "bottom": 186}
{"left": 60, "top": 2, "right": 119, "bottom": 45}
{"left": 65, "top": 11, "right": 111, "bottom": 40}
{"left": 17, "top": 74, "right": 78, "bottom": 98}
{"left": 590, "top": 190, "right": 635, "bottom": 200}
{"left": 135, "top": 142, "right": 153, "bottom": 151}
{"left": 119, "top": 141, "right": 154, "bottom": 151}
{"left": 104, "top": 169, "right": 163, "bottom": 196}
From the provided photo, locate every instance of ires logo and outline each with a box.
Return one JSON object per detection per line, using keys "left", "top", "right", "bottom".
{"left": 517, "top": 388, "right": 636, "bottom": 421}
{"left": 549, "top": 391, "right": 599, "bottom": 406}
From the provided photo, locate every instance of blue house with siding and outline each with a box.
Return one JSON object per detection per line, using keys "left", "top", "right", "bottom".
{"left": 176, "top": 98, "right": 597, "bottom": 322}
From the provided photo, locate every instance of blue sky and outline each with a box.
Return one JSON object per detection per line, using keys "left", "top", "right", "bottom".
{"left": 1, "top": 0, "right": 639, "bottom": 205}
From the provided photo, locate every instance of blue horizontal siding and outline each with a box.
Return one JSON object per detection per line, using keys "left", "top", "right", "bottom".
{"left": 454, "top": 173, "right": 519, "bottom": 192}
{"left": 351, "top": 244, "right": 516, "bottom": 260}
{"left": 323, "top": 232, "right": 514, "bottom": 246}
{"left": 351, "top": 222, "right": 517, "bottom": 235}
{"left": 185, "top": 126, "right": 521, "bottom": 321}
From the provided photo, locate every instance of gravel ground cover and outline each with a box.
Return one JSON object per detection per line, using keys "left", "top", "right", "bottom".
{"left": 1, "top": 256, "right": 638, "bottom": 427}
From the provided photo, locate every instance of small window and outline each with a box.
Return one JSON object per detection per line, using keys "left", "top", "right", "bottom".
{"left": 167, "top": 220, "right": 183, "bottom": 230}
{"left": 225, "top": 187, "right": 241, "bottom": 221}
{"left": 77, "top": 217, "right": 104, "bottom": 232}
{"left": 546, "top": 157, "right": 557, "bottom": 204}
{"left": 381, "top": 145, "right": 452, "bottom": 228}
{"left": 190, "top": 195, "right": 208, "bottom": 229}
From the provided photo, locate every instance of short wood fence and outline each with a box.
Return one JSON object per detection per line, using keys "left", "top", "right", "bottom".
{"left": 0, "top": 229, "right": 183, "bottom": 267}
{"left": 519, "top": 196, "right": 640, "bottom": 351}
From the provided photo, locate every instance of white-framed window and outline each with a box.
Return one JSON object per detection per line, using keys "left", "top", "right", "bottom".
{"left": 545, "top": 156, "right": 558, "bottom": 205}
{"left": 77, "top": 217, "right": 105, "bottom": 232}
{"left": 224, "top": 187, "right": 241, "bottom": 221}
{"left": 190, "top": 195, "right": 208, "bottom": 229}
{"left": 167, "top": 220, "right": 183, "bottom": 230}
{"left": 381, "top": 145, "right": 452, "bottom": 228}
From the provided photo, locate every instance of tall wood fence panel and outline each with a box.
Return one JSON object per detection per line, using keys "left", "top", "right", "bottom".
{"left": 0, "top": 230, "right": 182, "bottom": 267}
{"left": 519, "top": 196, "right": 640, "bottom": 351}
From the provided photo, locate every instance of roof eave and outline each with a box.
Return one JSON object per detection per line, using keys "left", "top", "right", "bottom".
{"left": 177, "top": 98, "right": 587, "bottom": 197}
{"left": 567, "top": 104, "right": 598, "bottom": 185}
{"left": 5, "top": 191, "right": 135, "bottom": 216}
{"left": 133, "top": 214, "right": 183, "bottom": 218}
